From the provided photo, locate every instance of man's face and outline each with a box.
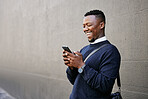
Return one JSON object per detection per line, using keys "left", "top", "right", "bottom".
{"left": 83, "top": 15, "right": 103, "bottom": 42}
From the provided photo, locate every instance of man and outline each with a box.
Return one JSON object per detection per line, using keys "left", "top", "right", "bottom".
{"left": 62, "top": 10, "right": 121, "bottom": 99}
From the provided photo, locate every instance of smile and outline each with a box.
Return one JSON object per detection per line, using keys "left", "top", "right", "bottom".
{"left": 86, "top": 32, "right": 92, "bottom": 37}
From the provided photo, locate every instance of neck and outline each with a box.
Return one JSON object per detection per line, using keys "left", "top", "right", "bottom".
{"left": 97, "top": 31, "right": 105, "bottom": 39}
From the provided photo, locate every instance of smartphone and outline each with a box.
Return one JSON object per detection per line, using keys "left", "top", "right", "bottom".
{"left": 62, "top": 45, "right": 72, "bottom": 53}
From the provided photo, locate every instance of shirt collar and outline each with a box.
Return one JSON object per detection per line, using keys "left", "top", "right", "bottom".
{"left": 90, "top": 36, "right": 107, "bottom": 44}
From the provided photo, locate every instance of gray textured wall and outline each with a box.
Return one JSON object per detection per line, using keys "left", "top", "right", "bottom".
{"left": 0, "top": 0, "right": 148, "bottom": 99}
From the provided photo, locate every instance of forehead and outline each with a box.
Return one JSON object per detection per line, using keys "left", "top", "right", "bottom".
{"left": 83, "top": 15, "right": 98, "bottom": 24}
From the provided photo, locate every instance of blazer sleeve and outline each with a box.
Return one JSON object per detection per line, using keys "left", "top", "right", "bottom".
{"left": 66, "top": 67, "right": 78, "bottom": 85}
{"left": 80, "top": 45, "right": 121, "bottom": 93}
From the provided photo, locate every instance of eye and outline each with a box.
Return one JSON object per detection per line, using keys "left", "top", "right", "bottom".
{"left": 87, "top": 24, "right": 92, "bottom": 27}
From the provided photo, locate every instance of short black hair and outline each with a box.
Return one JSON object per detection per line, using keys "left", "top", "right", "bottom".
{"left": 84, "top": 10, "right": 106, "bottom": 24}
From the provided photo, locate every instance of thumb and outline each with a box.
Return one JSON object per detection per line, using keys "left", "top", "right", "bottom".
{"left": 74, "top": 51, "right": 82, "bottom": 56}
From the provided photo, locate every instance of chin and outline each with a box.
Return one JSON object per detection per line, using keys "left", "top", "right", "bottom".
{"left": 88, "top": 38, "right": 95, "bottom": 42}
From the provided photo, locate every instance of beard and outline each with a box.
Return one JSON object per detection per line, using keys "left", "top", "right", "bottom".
{"left": 88, "top": 38, "right": 95, "bottom": 42}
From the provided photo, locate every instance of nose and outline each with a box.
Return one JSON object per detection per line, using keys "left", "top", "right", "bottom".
{"left": 83, "top": 26, "right": 88, "bottom": 33}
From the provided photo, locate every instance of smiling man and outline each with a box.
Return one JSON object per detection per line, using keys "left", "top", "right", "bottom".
{"left": 63, "top": 10, "right": 121, "bottom": 99}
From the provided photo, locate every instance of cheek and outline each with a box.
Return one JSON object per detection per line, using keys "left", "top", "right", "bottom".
{"left": 92, "top": 29, "right": 97, "bottom": 37}
{"left": 89, "top": 27, "right": 97, "bottom": 37}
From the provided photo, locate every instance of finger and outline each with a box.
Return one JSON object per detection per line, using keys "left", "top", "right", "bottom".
{"left": 67, "top": 64, "right": 73, "bottom": 67}
{"left": 63, "top": 51, "right": 70, "bottom": 57}
{"left": 63, "top": 51, "right": 69, "bottom": 56}
{"left": 63, "top": 53, "right": 68, "bottom": 57}
{"left": 66, "top": 51, "right": 75, "bottom": 57}
{"left": 64, "top": 60, "right": 69, "bottom": 64}
{"left": 63, "top": 50, "right": 65, "bottom": 53}
{"left": 65, "top": 62, "right": 73, "bottom": 67}
{"left": 67, "top": 56, "right": 75, "bottom": 61}
{"left": 63, "top": 57, "right": 70, "bottom": 61}
{"left": 63, "top": 50, "right": 69, "bottom": 56}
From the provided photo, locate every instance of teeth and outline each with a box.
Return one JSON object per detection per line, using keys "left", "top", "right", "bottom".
{"left": 86, "top": 32, "right": 92, "bottom": 34}
{"left": 86, "top": 32, "right": 92, "bottom": 37}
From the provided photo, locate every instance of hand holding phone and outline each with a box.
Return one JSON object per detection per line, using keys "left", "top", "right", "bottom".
{"left": 62, "top": 45, "right": 73, "bottom": 69}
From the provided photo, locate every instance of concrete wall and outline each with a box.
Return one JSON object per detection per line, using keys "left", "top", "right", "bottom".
{"left": 0, "top": 0, "right": 147, "bottom": 99}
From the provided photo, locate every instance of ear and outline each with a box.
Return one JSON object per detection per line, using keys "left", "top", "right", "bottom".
{"left": 100, "top": 22, "right": 105, "bottom": 29}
